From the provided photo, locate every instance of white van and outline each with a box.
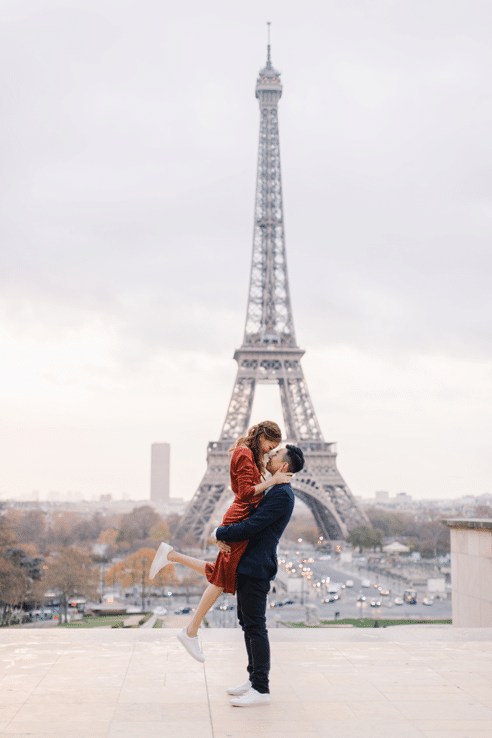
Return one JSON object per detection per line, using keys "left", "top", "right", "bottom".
{"left": 361, "top": 579, "right": 371, "bottom": 588}
{"left": 327, "top": 583, "right": 342, "bottom": 594}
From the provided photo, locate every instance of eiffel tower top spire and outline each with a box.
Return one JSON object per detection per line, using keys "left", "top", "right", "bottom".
{"left": 266, "top": 21, "right": 273, "bottom": 70}
{"left": 257, "top": 23, "right": 281, "bottom": 84}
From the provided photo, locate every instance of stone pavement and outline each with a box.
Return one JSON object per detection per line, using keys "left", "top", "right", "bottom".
{"left": 0, "top": 626, "right": 492, "bottom": 737}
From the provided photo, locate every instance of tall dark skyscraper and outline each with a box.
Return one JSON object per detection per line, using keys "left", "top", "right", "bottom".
{"left": 151, "top": 443, "right": 170, "bottom": 504}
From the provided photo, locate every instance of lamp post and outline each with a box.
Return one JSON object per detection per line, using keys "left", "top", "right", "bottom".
{"left": 100, "top": 563, "right": 105, "bottom": 601}
{"left": 141, "top": 558, "right": 147, "bottom": 612}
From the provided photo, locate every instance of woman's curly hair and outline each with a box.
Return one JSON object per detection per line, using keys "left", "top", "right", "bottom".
{"left": 230, "top": 421, "right": 282, "bottom": 477}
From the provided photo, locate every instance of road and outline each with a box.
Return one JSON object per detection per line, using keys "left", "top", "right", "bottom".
{"left": 148, "top": 551, "right": 452, "bottom": 627}
{"left": 268, "top": 552, "right": 452, "bottom": 622}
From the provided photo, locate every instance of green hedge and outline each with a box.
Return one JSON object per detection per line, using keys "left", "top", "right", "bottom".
{"left": 287, "top": 618, "right": 452, "bottom": 628}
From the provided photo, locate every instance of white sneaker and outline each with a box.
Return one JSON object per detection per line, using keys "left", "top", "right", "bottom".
{"left": 149, "top": 542, "right": 173, "bottom": 580}
{"left": 176, "top": 627, "right": 205, "bottom": 663}
{"left": 227, "top": 679, "right": 252, "bottom": 696}
{"left": 230, "top": 687, "right": 271, "bottom": 707}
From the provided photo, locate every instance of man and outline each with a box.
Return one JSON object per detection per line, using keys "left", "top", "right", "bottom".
{"left": 213, "top": 443, "right": 305, "bottom": 707}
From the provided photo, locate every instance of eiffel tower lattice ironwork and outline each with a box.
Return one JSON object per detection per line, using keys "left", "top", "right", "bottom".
{"left": 174, "top": 45, "right": 370, "bottom": 545}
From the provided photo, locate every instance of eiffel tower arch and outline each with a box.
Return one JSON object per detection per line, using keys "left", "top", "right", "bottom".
{"left": 174, "top": 44, "right": 370, "bottom": 545}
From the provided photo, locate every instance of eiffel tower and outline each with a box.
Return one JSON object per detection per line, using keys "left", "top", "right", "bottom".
{"left": 174, "top": 43, "right": 370, "bottom": 546}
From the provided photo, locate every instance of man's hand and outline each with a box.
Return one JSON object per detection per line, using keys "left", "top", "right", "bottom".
{"left": 217, "top": 540, "right": 231, "bottom": 553}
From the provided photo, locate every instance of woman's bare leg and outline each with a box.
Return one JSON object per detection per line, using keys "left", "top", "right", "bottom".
{"left": 166, "top": 550, "right": 223, "bottom": 636}
{"left": 168, "top": 550, "right": 207, "bottom": 576}
{"left": 186, "top": 583, "right": 223, "bottom": 637}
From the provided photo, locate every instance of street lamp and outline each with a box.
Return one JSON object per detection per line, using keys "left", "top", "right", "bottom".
{"left": 141, "top": 558, "right": 147, "bottom": 612}
{"left": 100, "top": 563, "right": 105, "bottom": 601}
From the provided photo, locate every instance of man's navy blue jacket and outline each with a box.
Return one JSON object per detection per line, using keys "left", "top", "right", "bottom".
{"left": 215, "top": 483, "right": 294, "bottom": 581}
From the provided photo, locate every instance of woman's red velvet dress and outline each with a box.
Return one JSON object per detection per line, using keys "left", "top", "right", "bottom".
{"left": 205, "top": 446, "right": 262, "bottom": 595}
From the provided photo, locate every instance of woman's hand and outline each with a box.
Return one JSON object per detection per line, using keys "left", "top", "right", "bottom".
{"left": 270, "top": 470, "right": 293, "bottom": 485}
{"left": 217, "top": 540, "right": 231, "bottom": 553}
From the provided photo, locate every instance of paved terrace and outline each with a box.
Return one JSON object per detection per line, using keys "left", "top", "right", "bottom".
{"left": 1, "top": 627, "right": 492, "bottom": 738}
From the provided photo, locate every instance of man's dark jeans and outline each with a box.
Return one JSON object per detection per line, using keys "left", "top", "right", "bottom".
{"left": 236, "top": 573, "right": 270, "bottom": 694}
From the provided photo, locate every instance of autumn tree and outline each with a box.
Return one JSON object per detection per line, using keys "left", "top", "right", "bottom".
{"left": 180, "top": 570, "right": 206, "bottom": 603}
{"left": 7, "top": 510, "right": 48, "bottom": 553}
{"left": 71, "top": 512, "right": 105, "bottom": 545}
{"left": 116, "top": 506, "right": 162, "bottom": 546}
{"left": 105, "top": 547, "right": 177, "bottom": 603}
{"left": 284, "top": 512, "right": 320, "bottom": 545}
{"left": 365, "top": 509, "right": 419, "bottom": 539}
{"left": 48, "top": 512, "right": 82, "bottom": 548}
{"left": 98, "top": 528, "right": 119, "bottom": 547}
{"left": 416, "top": 520, "right": 450, "bottom": 558}
{"left": 0, "top": 512, "right": 43, "bottom": 625}
{"left": 475, "top": 505, "right": 492, "bottom": 518}
{"left": 0, "top": 508, "right": 16, "bottom": 550}
{"left": 347, "top": 526, "right": 384, "bottom": 552}
{"left": 149, "top": 520, "right": 170, "bottom": 541}
{"left": 44, "top": 547, "right": 98, "bottom": 625}
{"left": 0, "top": 560, "right": 28, "bottom": 626}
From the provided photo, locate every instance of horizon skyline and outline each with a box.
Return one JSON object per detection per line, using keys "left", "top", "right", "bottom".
{"left": 2, "top": 483, "right": 490, "bottom": 505}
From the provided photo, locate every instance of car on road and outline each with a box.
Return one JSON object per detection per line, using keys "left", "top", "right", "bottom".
{"left": 361, "top": 579, "right": 371, "bottom": 588}
{"left": 174, "top": 607, "right": 194, "bottom": 615}
{"left": 422, "top": 598, "right": 433, "bottom": 606}
{"left": 345, "top": 580, "right": 354, "bottom": 587}
{"left": 31, "top": 609, "right": 54, "bottom": 620}
{"left": 321, "top": 595, "right": 339, "bottom": 603}
{"left": 153, "top": 606, "right": 168, "bottom": 616}
{"left": 281, "top": 599, "right": 295, "bottom": 606}
{"left": 370, "top": 600, "right": 381, "bottom": 607}
{"left": 327, "top": 583, "right": 343, "bottom": 594}
{"left": 394, "top": 598, "right": 404, "bottom": 606}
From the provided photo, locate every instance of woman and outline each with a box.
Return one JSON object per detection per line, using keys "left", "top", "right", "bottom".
{"left": 149, "top": 421, "right": 291, "bottom": 662}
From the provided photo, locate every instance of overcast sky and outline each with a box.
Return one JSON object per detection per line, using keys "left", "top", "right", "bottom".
{"left": 1, "top": 0, "right": 491, "bottom": 504}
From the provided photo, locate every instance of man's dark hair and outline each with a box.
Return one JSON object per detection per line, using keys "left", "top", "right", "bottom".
{"left": 283, "top": 445, "right": 304, "bottom": 473}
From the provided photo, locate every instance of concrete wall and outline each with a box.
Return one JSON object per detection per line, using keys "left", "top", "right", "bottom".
{"left": 445, "top": 519, "right": 492, "bottom": 627}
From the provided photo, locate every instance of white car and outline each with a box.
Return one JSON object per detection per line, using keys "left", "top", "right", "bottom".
{"left": 394, "top": 598, "right": 404, "bottom": 606}
{"left": 345, "top": 580, "right": 354, "bottom": 587}
{"left": 153, "top": 606, "right": 168, "bottom": 616}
